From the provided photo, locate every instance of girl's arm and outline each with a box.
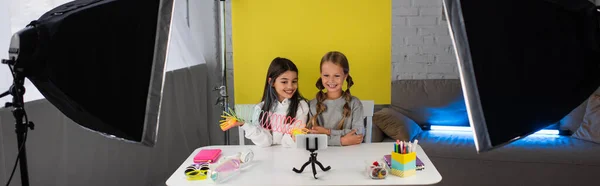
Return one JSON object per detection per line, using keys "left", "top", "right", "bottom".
{"left": 308, "top": 99, "right": 342, "bottom": 146}
{"left": 328, "top": 99, "right": 365, "bottom": 146}
{"left": 281, "top": 100, "right": 310, "bottom": 148}
{"left": 349, "top": 100, "right": 365, "bottom": 136}
{"left": 240, "top": 104, "right": 273, "bottom": 147}
{"left": 328, "top": 133, "right": 343, "bottom": 146}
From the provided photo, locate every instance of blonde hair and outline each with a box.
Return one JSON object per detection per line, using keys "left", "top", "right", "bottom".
{"left": 309, "top": 51, "right": 354, "bottom": 130}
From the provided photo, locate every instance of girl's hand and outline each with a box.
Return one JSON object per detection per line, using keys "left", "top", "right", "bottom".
{"left": 234, "top": 121, "right": 245, "bottom": 127}
{"left": 341, "top": 129, "right": 363, "bottom": 146}
{"left": 310, "top": 126, "right": 331, "bottom": 135}
{"left": 290, "top": 128, "right": 308, "bottom": 142}
{"left": 220, "top": 119, "right": 244, "bottom": 131}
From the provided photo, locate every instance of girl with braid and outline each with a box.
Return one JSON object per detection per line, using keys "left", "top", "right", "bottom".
{"left": 308, "top": 51, "right": 365, "bottom": 146}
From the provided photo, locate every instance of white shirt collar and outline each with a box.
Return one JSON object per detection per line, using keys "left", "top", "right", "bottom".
{"left": 278, "top": 98, "right": 290, "bottom": 105}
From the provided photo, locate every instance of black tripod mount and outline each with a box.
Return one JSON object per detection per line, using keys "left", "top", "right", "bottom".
{"left": 292, "top": 137, "right": 331, "bottom": 179}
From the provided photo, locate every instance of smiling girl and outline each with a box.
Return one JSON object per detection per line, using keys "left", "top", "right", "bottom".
{"left": 308, "top": 51, "right": 365, "bottom": 146}
{"left": 232, "top": 57, "right": 309, "bottom": 147}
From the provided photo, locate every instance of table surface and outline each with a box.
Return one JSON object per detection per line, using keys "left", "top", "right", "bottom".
{"left": 166, "top": 143, "right": 442, "bottom": 186}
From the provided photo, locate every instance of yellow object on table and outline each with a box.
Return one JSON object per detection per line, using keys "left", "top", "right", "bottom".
{"left": 185, "top": 163, "right": 210, "bottom": 181}
{"left": 291, "top": 128, "right": 309, "bottom": 136}
{"left": 390, "top": 151, "right": 416, "bottom": 178}
{"left": 185, "top": 170, "right": 208, "bottom": 181}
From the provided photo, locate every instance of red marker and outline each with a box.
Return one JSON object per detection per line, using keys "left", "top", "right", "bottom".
{"left": 400, "top": 141, "right": 404, "bottom": 154}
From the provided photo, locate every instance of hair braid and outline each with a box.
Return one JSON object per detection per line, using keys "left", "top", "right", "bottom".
{"left": 309, "top": 78, "right": 327, "bottom": 128}
{"left": 336, "top": 75, "right": 354, "bottom": 129}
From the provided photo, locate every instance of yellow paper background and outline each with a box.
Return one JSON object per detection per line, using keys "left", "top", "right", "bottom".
{"left": 232, "top": 0, "right": 391, "bottom": 104}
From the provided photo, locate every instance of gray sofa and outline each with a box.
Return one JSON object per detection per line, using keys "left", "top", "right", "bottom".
{"left": 371, "top": 79, "right": 600, "bottom": 186}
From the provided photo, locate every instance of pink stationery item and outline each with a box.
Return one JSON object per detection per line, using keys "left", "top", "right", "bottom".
{"left": 193, "top": 149, "right": 222, "bottom": 163}
{"left": 214, "top": 159, "right": 241, "bottom": 172}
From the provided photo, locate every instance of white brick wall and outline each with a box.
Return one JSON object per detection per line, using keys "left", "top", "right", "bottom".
{"left": 393, "top": 0, "right": 457, "bottom": 80}
{"left": 225, "top": 0, "right": 459, "bottom": 83}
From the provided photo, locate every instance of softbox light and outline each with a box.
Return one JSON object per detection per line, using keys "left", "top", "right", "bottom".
{"left": 444, "top": 0, "right": 600, "bottom": 152}
{"left": 5, "top": 0, "right": 174, "bottom": 146}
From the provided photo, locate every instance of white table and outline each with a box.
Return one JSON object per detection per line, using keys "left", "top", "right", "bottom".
{"left": 166, "top": 143, "right": 442, "bottom": 186}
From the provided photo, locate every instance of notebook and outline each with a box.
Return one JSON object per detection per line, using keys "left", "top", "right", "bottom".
{"left": 193, "top": 149, "right": 222, "bottom": 163}
{"left": 384, "top": 154, "right": 425, "bottom": 170}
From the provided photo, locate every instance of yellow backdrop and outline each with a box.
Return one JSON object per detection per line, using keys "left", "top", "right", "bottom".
{"left": 232, "top": 0, "right": 391, "bottom": 104}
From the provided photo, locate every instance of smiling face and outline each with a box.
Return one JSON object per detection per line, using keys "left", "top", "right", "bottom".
{"left": 270, "top": 70, "right": 298, "bottom": 102}
{"left": 320, "top": 61, "right": 347, "bottom": 94}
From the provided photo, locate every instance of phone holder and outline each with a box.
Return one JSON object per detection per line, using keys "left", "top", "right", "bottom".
{"left": 292, "top": 137, "right": 331, "bottom": 179}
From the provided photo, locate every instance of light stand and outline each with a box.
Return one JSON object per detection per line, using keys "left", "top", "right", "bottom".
{"left": 215, "top": 0, "right": 231, "bottom": 145}
{"left": 1, "top": 58, "right": 35, "bottom": 186}
{"left": 292, "top": 137, "right": 331, "bottom": 179}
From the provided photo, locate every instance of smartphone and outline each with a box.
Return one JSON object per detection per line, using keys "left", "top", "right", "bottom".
{"left": 295, "top": 134, "right": 328, "bottom": 150}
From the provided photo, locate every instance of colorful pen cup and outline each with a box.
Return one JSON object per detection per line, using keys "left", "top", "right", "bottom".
{"left": 390, "top": 151, "right": 416, "bottom": 177}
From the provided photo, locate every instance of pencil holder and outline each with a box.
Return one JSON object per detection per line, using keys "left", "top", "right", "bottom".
{"left": 390, "top": 151, "right": 416, "bottom": 177}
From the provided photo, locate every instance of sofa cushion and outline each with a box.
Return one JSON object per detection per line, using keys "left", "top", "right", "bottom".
{"left": 390, "top": 79, "right": 468, "bottom": 127}
{"left": 416, "top": 130, "right": 600, "bottom": 166}
{"left": 573, "top": 94, "right": 600, "bottom": 144}
{"left": 373, "top": 108, "right": 423, "bottom": 141}
{"left": 561, "top": 86, "right": 600, "bottom": 133}
{"left": 370, "top": 120, "right": 386, "bottom": 142}
{"left": 559, "top": 99, "right": 588, "bottom": 133}
{"left": 390, "top": 79, "right": 563, "bottom": 129}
